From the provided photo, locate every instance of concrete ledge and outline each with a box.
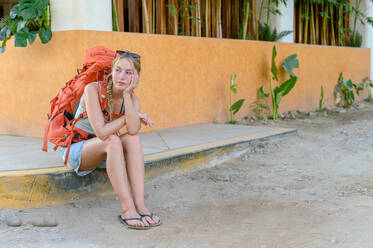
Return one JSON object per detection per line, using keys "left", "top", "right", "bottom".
{"left": 0, "top": 126, "right": 296, "bottom": 209}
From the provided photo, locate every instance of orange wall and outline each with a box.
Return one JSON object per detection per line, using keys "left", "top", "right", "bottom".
{"left": 0, "top": 30, "right": 370, "bottom": 137}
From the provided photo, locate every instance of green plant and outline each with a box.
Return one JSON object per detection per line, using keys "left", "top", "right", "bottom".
{"left": 229, "top": 74, "right": 245, "bottom": 124}
{"left": 347, "top": 31, "right": 363, "bottom": 47}
{"left": 259, "top": 45, "right": 299, "bottom": 120}
{"left": 258, "top": 22, "right": 293, "bottom": 41}
{"left": 334, "top": 73, "right": 373, "bottom": 108}
{"left": 251, "top": 100, "right": 270, "bottom": 120}
{"left": 112, "top": 0, "right": 119, "bottom": 31}
{"left": 0, "top": 0, "right": 51, "bottom": 54}
{"left": 0, "top": 16, "right": 8, "bottom": 29}
{"left": 318, "top": 85, "right": 324, "bottom": 112}
{"left": 350, "top": 0, "right": 373, "bottom": 47}
{"left": 166, "top": 0, "right": 201, "bottom": 36}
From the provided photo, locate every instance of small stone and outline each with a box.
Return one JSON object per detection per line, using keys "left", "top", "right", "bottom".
{"left": 297, "top": 109, "right": 306, "bottom": 114}
{"left": 325, "top": 105, "right": 339, "bottom": 113}
{"left": 322, "top": 111, "right": 328, "bottom": 117}
{"left": 222, "top": 191, "right": 230, "bottom": 197}
{"left": 309, "top": 112, "right": 317, "bottom": 117}
{"left": 166, "top": 201, "right": 176, "bottom": 209}
{"left": 32, "top": 215, "right": 58, "bottom": 227}
{"left": 181, "top": 199, "right": 189, "bottom": 205}
{"left": 6, "top": 214, "right": 22, "bottom": 227}
{"left": 289, "top": 113, "right": 296, "bottom": 119}
{"left": 338, "top": 109, "right": 346, "bottom": 114}
{"left": 213, "top": 172, "right": 230, "bottom": 182}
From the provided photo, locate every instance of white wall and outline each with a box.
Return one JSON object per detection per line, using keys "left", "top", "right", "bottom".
{"left": 268, "top": 0, "right": 294, "bottom": 43}
{"left": 50, "top": 0, "right": 112, "bottom": 31}
{"left": 256, "top": 0, "right": 294, "bottom": 43}
{"left": 352, "top": 0, "right": 373, "bottom": 94}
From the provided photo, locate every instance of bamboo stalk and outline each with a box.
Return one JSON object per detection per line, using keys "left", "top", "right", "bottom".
{"left": 338, "top": 3, "right": 343, "bottom": 46}
{"left": 112, "top": 0, "right": 119, "bottom": 31}
{"left": 156, "top": 0, "right": 166, "bottom": 34}
{"left": 142, "top": 0, "right": 150, "bottom": 33}
{"left": 217, "top": 0, "right": 222, "bottom": 38}
{"left": 315, "top": 2, "right": 320, "bottom": 44}
{"left": 196, "top": 0, "right": 201, "bottom": 37}
{"left": 212, "top": 0, "right": 216, "bottom": 37}
{"left": 310, "top": 2, "right": 316, "bottom": 44}
{"left": 233, "top": 0, "right": 239, "bottom": 38}
{"left": 221, "top": 0, "right": 230, "bottom": 38}
{"left": 257, "top": 0, "right": 265, "bottom": 40}
{"left": 298, "top": 1, "right": 303, "bottom": 43}
{"left": 205, "top": 0, "right": 210, "bottom": 37}
{"left": 250, "top": 0, "right": 256, "bottom": 40}
{"left": 303, "top": 1, "right": 309, "bottom": 44}
{"left": 351, "top": 0, "right": 360, "bottom": 44}
{"left": 184, "top": 0, "right": 190, "bottom": 36}
{"left": 118, "top": 0, "right": 125, "bottom": 31}
{"left": 242, "top": 0, "right": 250, "bottom": 40}
{"left": 191, "top": 0, "right": 196, "bottom": 36}
{"left": 153, "top": 0, "right": 156, "bottom": 33}
{"left": 330, "top": 3, "right": 335, "bottom": 46}
{"left": 322, "top": 2, "right": 328, "bottom": 45}
{"left": 266, "top": 0, "right": 271, "bottom": 25}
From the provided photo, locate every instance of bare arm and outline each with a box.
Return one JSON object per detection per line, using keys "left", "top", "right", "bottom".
{"left": 84, "top": 83, "right": 126, "bottom": 141}
{"left": 124, "top": 93, "right": 141, "bottom": 135}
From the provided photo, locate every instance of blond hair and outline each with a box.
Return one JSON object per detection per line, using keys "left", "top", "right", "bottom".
{"left": 106, "top": 53, "right": 141, "bottom": 120}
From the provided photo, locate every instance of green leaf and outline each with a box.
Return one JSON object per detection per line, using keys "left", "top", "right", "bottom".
{"left": 0, "top": 27, "right": 9, "bottom": 41}
{"left": 230, "top": 74, "right": 237, "bottom": 94}
{"left": 282, "top": 54, "right": 299, "bottom": 77}
{"left": 338, "top": 72, "right": 344, "bottom": 84}
{"left": 279, "top": 76, "right": 297, "bottom": 97}
{"left": 273, "top": 86, "right": 279, "bottom": 95}
{"left": 28, "top": 31, "right": 36, "bottom": 45}
{"left": 345, "top": 80, "right": 354, "bottom": 89}
{"left": 271, "top": 45, "right": 278, "bottom": 81}
{"left": 275, "top": 93, "right": 281, "bottom": 105}
{"left": 9, "top": 5, "right": 19, "bottom": 19}
{"left": 259, "top": 86, "right": 269, "bottom": 99}
{"left": 15, "top": 31, "right": 28, "bottom": 47}
{"left": 17, "top": 21, "right": 27, "bottom": 32}
{"left": 230, "top": 99, "right": 245, "bottom": 115}
{"left": 38, "top": 27, "right": 52, "bottom": 43}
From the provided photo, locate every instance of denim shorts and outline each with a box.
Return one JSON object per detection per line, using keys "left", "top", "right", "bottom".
{"left": 59, "top": 140, "right": 106, "bottom": 177}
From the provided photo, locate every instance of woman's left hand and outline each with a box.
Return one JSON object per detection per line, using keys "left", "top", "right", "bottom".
{"left": 138, "top": 113, "right": 154, "bottom": 128}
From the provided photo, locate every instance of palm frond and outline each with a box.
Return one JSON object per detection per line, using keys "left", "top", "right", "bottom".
{"left": 0, "top": 16, "right": 8, "bottom": 29}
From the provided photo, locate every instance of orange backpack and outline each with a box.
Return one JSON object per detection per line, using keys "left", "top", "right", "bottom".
{"left": 42, "top": 46, "right": 117, "bottom": 164}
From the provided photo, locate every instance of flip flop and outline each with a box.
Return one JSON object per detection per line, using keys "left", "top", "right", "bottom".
{"left": 118, "top": 215, "right": 150, "bottom": 230}
{"left": 140, "top": 213, "right": 162, "bottom": 227}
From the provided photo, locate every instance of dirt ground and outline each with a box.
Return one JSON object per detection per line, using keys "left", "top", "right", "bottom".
{"left": 1, "top": 101, "right": 373, "bottom": 248}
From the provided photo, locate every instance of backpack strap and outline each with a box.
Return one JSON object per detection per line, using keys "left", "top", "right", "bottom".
{"left": 42, "top": 120, "right": 50, "bottom": 152}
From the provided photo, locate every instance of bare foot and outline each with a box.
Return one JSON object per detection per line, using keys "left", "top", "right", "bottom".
{"left": 136, "top": 206, "right": 161, "bottom": 226}
{"left": 121, "top": 209, "right": 149, "bottom": 228}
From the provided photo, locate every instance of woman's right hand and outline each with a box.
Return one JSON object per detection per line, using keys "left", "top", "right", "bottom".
{"left": 124, "top": 72, "right": 139, "bottom": 95}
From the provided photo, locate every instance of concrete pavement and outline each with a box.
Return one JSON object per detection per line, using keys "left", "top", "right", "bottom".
{"left": 0, "top": 123, "right": 296, "bottom": 209}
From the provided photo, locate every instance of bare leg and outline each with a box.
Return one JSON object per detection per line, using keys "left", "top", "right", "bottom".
{"left": 120, "top": 134, "right": 160, "bottom": 225}
{"left": 80, "top": 135, "right": 149, "bottom": 228}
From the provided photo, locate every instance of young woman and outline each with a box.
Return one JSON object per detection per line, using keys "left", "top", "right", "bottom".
{"left": 59, "top": 50, "right": 160, "bottom": 230}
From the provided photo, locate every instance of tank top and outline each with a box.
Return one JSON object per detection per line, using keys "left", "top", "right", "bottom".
{"left": 74, "top": 82, "right": 125, "bottom": 136}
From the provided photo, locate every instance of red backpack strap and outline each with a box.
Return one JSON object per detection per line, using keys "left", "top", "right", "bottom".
{"left": 42, "top": 120, "right": 50, "bottom": 152}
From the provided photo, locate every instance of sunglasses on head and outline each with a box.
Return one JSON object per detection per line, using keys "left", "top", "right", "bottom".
{"left": 116, "top": 50, "right": 141, "bottom": 59}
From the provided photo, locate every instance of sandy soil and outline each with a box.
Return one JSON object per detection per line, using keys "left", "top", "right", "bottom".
{"left": 1, "top": 101, "right": 373, "bottom": 248}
